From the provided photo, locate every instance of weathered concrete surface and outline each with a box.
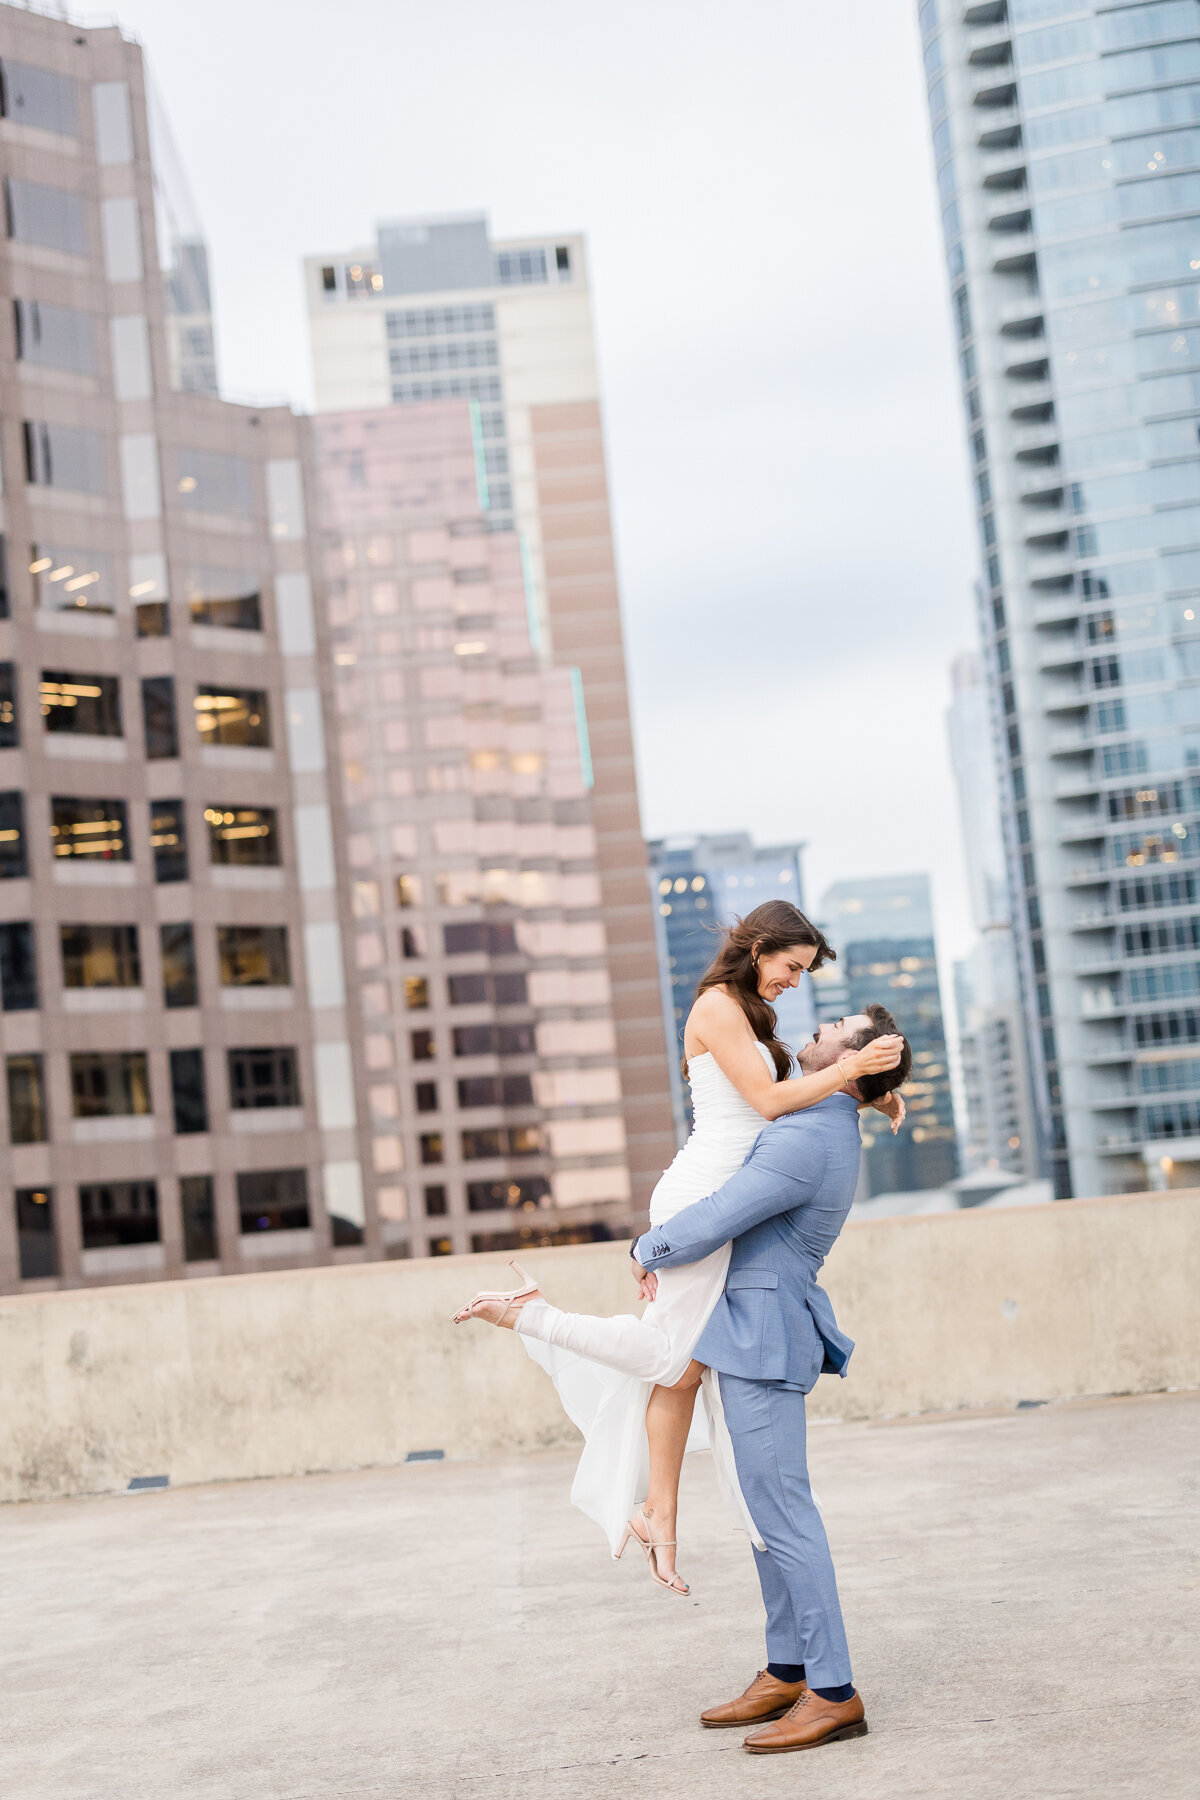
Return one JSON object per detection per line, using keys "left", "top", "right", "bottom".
{"left": 1, "top": 1189, "right": 1198, "bottom": 1502}
{"left": 2, "top": 1392, "right": 1196, "bottom": 1799}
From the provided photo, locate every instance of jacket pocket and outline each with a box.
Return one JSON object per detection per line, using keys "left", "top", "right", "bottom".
{"left": 726, "top": 1268, "right": 779, "bottom": 1290}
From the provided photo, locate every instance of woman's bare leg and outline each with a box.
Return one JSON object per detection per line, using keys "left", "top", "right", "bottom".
{"left": 639, "top": 1360, "right": 706, "bottom": 1587}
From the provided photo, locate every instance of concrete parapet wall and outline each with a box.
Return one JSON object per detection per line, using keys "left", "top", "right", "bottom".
{"left": 1, "top": 1190, "right": 1197, "bottom": 1503}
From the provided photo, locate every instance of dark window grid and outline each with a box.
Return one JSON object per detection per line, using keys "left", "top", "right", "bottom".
{"left": 186, "top": 568, "right": 262, "bottom": 631}
{"left": 423, "top": 1184, "right": 448, "bottom": 1217}
{"left": 236, "top": 1167, "right": 310, "bottom": 1234}
{"left": 0, "top": 790, "right": 26, "bottom": 878}
{"left": 452, "top": 1023, "right": 536, "bottom": 1057}
{"left": 194, "top": 685, "right": 270, "bottom": 749}
{"left": 60, "top": 923, "right": 140, "bottom": 988}
{"left": 217, "top": 925, "right": 290, "bottom": 987}
{"left": 462, "top": 1127, "right": 544, "bottom": 1160}
{"left": 414, "top": 1081, "right": 439, "bottom": 1114}
{"left": 443, "top": 920, "right": 519, "bottom": 956}
{"left": 7, "top": 1052, "right": 47, "bottom": 1143}
{"left": 466, "top": 1177, "right": 551, "bottom": 1213}
{"left": 70, "top": 1051, "right": 151, "bottom": 1118}
{"left": 457, "top": 1074, "right": 535, "bottom": 1109}
{"left": 205, "top": 805, "right": 280, "bottom": 866}
{"left": 151, "top": 801, "right": 188, "bottom": 883}
{"left": 40, "top": 670, "right": 121, "bottom": 737}
{"left": 78, "top": 1179, "right": 159, "bottom": 1248}
{"left": 227, "top": 1046, "right": 301, "bottom": 1110}
{"left": 15, "top": 1185, "right": 57, "bottom": 1278}
{"left": 0, "top": 920, "right": 38, "bottom": 1010}
{"left": 51, "top": 796, "right": 130, "bottom": 863}
{"left": 169, "top": 1047, "right": 208, "bottom": 1134}
{"left": 141, "top": 677, "right": 179, "bottom": 759}
{"left": 160, "top": 921, "right": 198, "bottom": 1008}
{"left": 0, "top": 661, "right": 18, "bottom": 746}
{"left": 180, "top": 1174, "right": 217, "bottom": 1262}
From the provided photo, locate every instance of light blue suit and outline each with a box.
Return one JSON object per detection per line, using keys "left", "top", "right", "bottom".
{"left": 632, "top": 1091, "right": 861, "bottom": 1688}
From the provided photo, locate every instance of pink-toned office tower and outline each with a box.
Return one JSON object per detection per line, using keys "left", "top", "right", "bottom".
{"left": 316, "top": 401, "right": 656, "bottom": 1254}
{"left": 307, "top": 218, "right": 676, "bottom": 1251}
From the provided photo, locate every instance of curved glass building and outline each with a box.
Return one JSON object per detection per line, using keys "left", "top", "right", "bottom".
{"left": 921, "top": 1, "right": 1200, "bottom": 1196}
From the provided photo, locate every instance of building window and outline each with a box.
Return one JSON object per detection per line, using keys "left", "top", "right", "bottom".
{"left": 0, "top": 534, "right": 8, "bottom": 617}
{"left": 160, "top": 921, "right": 198, "bottom": 1007}
{"left": 321, "top": 265, "right": 337, "bottom": 293}
{"left": 396, "top": 873, "right": 422, "bottom": 908}
{"left": 495, "top": 248, "right": 548, "bottom": 286}
{"left": 4, "top": 177, "right": 88, "bottom": 255}
{"left": 0, "top": 921, "right": 37, "bottom": 1010}
{"left": 400, "top": 926, "right": 423, "bottom": 959}
{"left": 30, "top": 543, "right": 113, "bottom": 615}
{"left": 0, "top": 791, "right": 25, "bottom": 878}
{"left": 405, "top": 976, "right": 430, "bottom": 1010}
{"left": 79, "top": 1179, "right": 159, "bottom": 1248}
{"left": 135, "top": 600, "right": 169, "bottom": 637}
{"left": 428, "top": 1235, "right": 453, "bottom": 1256}
{"left": 217, "top": 925, "right": 290, "bottom": 987}
{"left": 424, "top": 1184, "right": 448, "bottom": 1217}
{"left": 51, "top": 795, "right": 129, "bottom": 861}
{"left": 141, "top": 677, "right": 178, "bottom": 758}
{"left": 206, "top": 804, "right": 280, "bottom": 865}
{"left": 443, "top": 921, "right": 518, "bottom": 955}
{"left": 452, "top": 1023, "right": 536, "bottom": 1057}
{"left": 70, "top": 1051, "right": 149, "bottom": 1118}
{"left": 467, "top": 1177, "right": 551, "bottom": 1213}
{"left": 457, "top": 1074, "right": 534, "bottom": 1108}
{"left": 185, "top": 567, "right": 262, "bottom": 631}
{"left": 174, "top": 449, "right": 254, "bottom": 518}
{"left": 237, "top": 1167, "right": 309, "bottom": 1235}
{"left": 415, "top": 1081, "right": 438, "bottom": 1113}
{"left": 461, "top": 1128, "right": 503, "bottom": 1161}
{"left": 462, "top": 1127, "right": 543, "bottom": 1160}
{"left": 40, "top": 670, "right": 121, "bottom": 737}
{"left": 151, "top": 801, "right": 188, "bottom": 882}
{"left": 7, "top": 1052, "right": 47, "bottom": 1143}
{"left": 15, "top": 1186, "right": 57, "bottom": 1278}
{"left": 169, "top": 1048, "right": 208, "bottom": 1134}
{"left": 448, "top": 971, "right": 531, "bottom": 1007}
{"left": 60, "top": 922, "right": 140, "bottom": 988}
{"left": 0, "top": 60, "right": 78, "bottom": 135}
{"left": 0, "top": 662, "right": 18, "bottom": 746}
{"left": 227, "top": 1045, "right": 300, "bottom": 1110}
{"left": 13, "top": 298, "right": 95, "bottom": 374}
{"left": 419, "top": 1132, "right": 444, "bottom": 1165}
{"left": 411, "top": 1029, "right": 435, "bottom": 1061}
{"left": 194, "top": 685, "right": 269, "bottom": 748}
{"left": 180, "top": 1174, "right": 216, "bottom": 1262}
{"left": 24, "top": 421, "right": 106, "bottom": 493}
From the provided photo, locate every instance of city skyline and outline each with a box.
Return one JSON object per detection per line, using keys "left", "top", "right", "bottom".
{"left": 93, "top": 0, "right": 983, "bottom": 968}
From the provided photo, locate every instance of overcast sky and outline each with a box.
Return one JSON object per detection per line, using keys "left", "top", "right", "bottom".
{"left": 114, "top": 0, "right": 981, "bottom": 959}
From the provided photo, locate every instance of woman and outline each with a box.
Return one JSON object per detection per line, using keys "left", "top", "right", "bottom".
{"left": 452, "top": 900, "right": 905, "bottom": 1593}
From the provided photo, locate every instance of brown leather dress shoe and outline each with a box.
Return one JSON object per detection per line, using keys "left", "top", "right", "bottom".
{"left": 700, "top": 1670, "right": 807, "bottom": 1729}
{"left": 743, "top": 1686, "right": 867, "bottom": 1753}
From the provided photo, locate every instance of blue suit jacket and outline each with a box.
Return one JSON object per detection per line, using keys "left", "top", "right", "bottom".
{"left": 632, "top": 1092, "right": 861, "bottom": 1390}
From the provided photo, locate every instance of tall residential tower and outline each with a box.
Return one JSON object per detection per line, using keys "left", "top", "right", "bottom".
{"left": 921, "top": 1, "right": 1200, "bottom": 1195}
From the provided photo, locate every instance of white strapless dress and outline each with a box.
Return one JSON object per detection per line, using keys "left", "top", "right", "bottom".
{"left": 515, "top": 1044, "right": 778, "bottom": 1553}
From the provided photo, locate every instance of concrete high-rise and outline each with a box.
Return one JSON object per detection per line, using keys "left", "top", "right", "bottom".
{"left": 648, "top": 832, "right": 814, "bottom": 1138}
{"left": 304, "top": 215, "right": 675, "bottom": 1219}
{"left": 0, "top": 8, "right": 367, "bottom": 1293}
{"left": 920, "top": 1, "right": 1200, "bottom": 1195}
{"left": 819, "top": 875, "right": 958, "bottom": 1195}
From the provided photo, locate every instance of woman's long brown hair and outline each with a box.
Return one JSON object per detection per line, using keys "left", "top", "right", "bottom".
{"left": 687, "top": 899, "right": 835, "bottom": 1082}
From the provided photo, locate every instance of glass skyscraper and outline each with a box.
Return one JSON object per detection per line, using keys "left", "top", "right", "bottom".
{"left": 921, "top": 1, "right": 1200, "bottom": 1197}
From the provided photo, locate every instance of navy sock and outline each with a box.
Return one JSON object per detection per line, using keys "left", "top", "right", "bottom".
{"left": 766, "top": 1662, "right": 805, "bottom": 1684}
{"left": 812, "top": 1683, "right": 855, "bottom": 1704}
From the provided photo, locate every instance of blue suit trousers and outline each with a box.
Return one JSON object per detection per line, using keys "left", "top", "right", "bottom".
{"left": 718, "top": 1372, "right": 852, "bottom": 1690}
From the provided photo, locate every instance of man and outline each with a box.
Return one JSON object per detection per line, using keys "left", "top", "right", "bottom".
{"left": 631, "top": 1004, "right": 911, "bottom": 1754}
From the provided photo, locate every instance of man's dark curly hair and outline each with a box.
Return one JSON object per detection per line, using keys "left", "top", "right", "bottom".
{"left": 846, "top": 1002, "right": 912, "bottom": 1102}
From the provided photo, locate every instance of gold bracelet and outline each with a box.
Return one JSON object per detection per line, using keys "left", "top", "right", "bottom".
{"left": 836, "top": 1057, "right": 851, "bottom": 1087}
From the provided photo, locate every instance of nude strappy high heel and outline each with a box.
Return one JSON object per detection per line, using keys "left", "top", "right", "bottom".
{"left": 450, "top": 1260, "right": 539, "bottom": 1326}
{"left": 617, "top": 1508, "right": 690, "bottom": 1595}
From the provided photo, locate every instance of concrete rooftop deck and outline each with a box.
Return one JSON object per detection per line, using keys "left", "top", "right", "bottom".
{"left": 4, "top": 1391, "right": 1198, "bottom": 1800}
